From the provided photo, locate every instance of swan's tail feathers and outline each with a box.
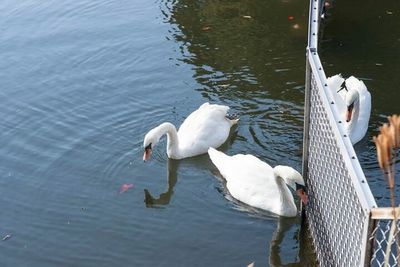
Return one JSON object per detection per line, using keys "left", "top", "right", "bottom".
{"left": 208, "top": 147, "right": 229, "bottom": 168}
{"left": 226, "top": 113, "right": 239, "bottom": 125}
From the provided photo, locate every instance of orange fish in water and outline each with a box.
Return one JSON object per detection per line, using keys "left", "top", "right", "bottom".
{"left": 119, "top": 184, "right": 134, "bottom": 193}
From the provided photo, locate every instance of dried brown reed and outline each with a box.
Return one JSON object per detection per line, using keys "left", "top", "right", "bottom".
{"left": 374, "top": 115, "right": 400, "bottom": 267}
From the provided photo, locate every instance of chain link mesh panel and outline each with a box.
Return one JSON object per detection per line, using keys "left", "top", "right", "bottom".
{"left": 370, "top": 219, "right": 400, "bottom": 266}
{"left": 305, "top": 71, "right": 370, "bottom": 266}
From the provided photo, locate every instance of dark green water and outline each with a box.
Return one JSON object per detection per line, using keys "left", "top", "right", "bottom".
{"left": 321, "top": 0, "right": 400, "bottom": 206}
{"left": 0, "top": 0, "right": 398, "bottom": 266}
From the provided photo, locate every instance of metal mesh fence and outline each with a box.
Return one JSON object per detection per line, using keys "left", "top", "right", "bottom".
{"left": 370, "top": 219, "right": 400, "bottom": 266}
{"left": 305, "top": 71, "right": 371, "bottom": 266}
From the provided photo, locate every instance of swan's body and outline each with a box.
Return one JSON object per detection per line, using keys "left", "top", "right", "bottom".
{"left": 327, "top": 74, "right": 371, "bottom": 145}
{"left": 143, "top": 103, "right": 238, "bottom": 160}
{"left": 208, "top": 148, "right": 307, "bottom": 217}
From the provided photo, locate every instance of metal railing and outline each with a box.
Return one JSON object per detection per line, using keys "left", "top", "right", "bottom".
{"left": 369, "top": 208, "right": 400, "bottom": 266}
{"left": 302, "top": 0, "right": 400, "bottom": 266}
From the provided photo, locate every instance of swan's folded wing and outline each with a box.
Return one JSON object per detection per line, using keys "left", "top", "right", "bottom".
{"left": 210, "top": 152, "right": 282, "bottom": 211}
{"left": 177, "top": 103, "right": 231, "bottom": 152}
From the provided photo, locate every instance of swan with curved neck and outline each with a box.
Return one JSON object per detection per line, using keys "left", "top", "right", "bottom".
{"left": 143, "top": 103, "right": 239, "bottom": 161}
{"left": 208, "top": 148, "right": 308, "bottom": 217}
{"left": 327, "top": 74, "right": 371, "bottom": 145}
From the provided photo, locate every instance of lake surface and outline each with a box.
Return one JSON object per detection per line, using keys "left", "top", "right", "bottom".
{"left": 0, "top": 0, "right": 398, "bottom": 266}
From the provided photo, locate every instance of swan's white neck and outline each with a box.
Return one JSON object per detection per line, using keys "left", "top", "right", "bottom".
{"left": 346, "top": 98, "right": 360, "bottom": 142}
{"left": 154, "top": 123, "right": 180, "bottom": 159}
{"left": 273, "top": 166, "right": 297, "bottom": 216}
{"left": 275, "top": 177, "right": 296, "bottom": 216}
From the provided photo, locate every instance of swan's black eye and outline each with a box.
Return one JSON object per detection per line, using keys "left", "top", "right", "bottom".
{"left": 145, "top": 143, "right": 152, "bottom": 150}
{"left": 295, "top": 183, "right": 307, "bottom": 192}
{"left": 347, "top": 102, "right": 354, "bottom": 111}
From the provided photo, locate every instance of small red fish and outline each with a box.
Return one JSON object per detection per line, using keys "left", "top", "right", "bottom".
{"left": 119, "top": 184, "right": 134, "bottom": 194}
{"left": 288, "top": 16, "right": 294, "bottom": 20}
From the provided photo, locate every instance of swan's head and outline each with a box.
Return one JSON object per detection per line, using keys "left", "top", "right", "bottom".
{"left": 345, "top": 88, "right": 359, "bottom": 123}
{"left": 143, "top": 128, "right": 161, "bottom": 162}
{"left": 274, "top": 165, "right": 308, "bottom": 205}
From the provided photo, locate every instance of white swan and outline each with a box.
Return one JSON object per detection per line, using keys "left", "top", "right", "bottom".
{"left": 327, "top": 74, "right": 371, "bottom": 145}
{"left": 208, "top": 148, "right": 308, "bottom": 217}
{"left": 143, "top": 103, "right": 238, "bottom": 161}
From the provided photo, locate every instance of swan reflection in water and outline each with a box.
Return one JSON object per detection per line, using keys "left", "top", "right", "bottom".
{"left": 143, "top": 157, "right": 316, "bottom": 266}
{"left": 144, "top": 158, "right": 179, "bottom": 207}
{"left": 218, "top": 193, "right": 315, "bottom": 266}
{"left": 268, "top": 216, "right": 316, "bottom": 267}
{"left": 143, "top": 127, "right": 238, "bottom": 208}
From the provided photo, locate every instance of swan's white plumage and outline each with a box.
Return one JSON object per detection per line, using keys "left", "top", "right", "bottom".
{"left": 177, "top": 103, "right": 235, "bottom": 156}
{"left": 143, "top": 103, "right": 238, "bottom": 160}
{"left": 327, "top": 74, "right": 371, "bottom": 145}
{"left": 208, "top": 148, "right": 301, "bottom": 217}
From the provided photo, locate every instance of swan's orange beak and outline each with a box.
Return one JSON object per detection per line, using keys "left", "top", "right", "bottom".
{"left": 296, "top": 189, "right": 309, "bottom": 205}
{"left": 143, "top": 148, "right": 152, "bottom": 162}
{"left": 346, "top": 104, "right": 354, "bottom": 122}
